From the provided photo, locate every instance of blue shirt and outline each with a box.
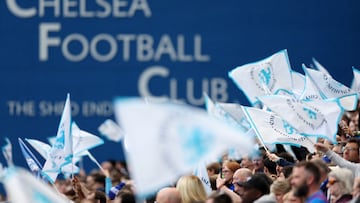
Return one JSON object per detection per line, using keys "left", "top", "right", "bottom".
{"left": 306, "top": 190, "right": 328, "bottom": 203}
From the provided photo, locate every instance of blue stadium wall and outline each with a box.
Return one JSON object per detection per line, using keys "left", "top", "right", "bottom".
{"left": 0, "top": 0, "right": 360, "bottom": 193}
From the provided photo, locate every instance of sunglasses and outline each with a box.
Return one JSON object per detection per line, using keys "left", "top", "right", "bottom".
{"left": 328, "top": 179, "right": 338, "bottom": 186}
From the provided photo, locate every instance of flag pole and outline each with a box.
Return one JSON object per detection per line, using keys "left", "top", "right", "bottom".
{"left": 87, "top": 152, "right": 106, "bottom": 174}
{"left": 255, "top": 135, "right": 270, "bottom": 154}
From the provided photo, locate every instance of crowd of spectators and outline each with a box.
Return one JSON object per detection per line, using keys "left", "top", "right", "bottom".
{"left": 1, "top": 104, "right": 360, "bottom": 203}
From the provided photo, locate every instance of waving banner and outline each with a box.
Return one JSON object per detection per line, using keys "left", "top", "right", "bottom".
{"left": 228, "top": 49, "right": 293, "bottom": 106}
{"left": 114, "top": 98, "right": 254, "bottom": 197}
{"left": 242, "top": 106, "right": 316, "bottom": 153}
{"left": 258, "top": 95, "right": 342, "bottom": 143}
{"left": 4, "top": 167, "right": 69, "bottom": 203}
{"left": 304, "top": 67, "right": 358, "bottom": 111}
{"left": 42, "top": 94, "right": 72, "bottom": 183}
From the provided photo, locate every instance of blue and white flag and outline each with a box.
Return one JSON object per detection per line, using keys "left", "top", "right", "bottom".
{"left": 26, "top": 138, "right": 80, "bottom": 180}
{"left": 25, "top": 139, "right": 51, "bottom": 160}
{"left": 18, "top": 138, "right": 42, "bottom": 175}
{"left": 98, "top": 119, "right": 126, "bottom": 142}
{"left": 204, "top": 93, "right": 245, "bottom": 131}
{"left": 258, "top": 95, "right": 343, "bottom": 143}
{"left": 351, "top": 67, "right": 360, "bottom": 95}
{"left": 26, "top": 122, "right": 104, "bottom": 176}
{"left": 300, "top": 65, "right": 322, "bottom": 101}
{"left": 217, "top": 102, "right": 252, "bottom": 131}
{"left": 291, "top": 71, "right": 305, "bottom": 99}
{"left": 71, "top": 122, "right": 104, "bottom": 157}
{"left": 3, "top": 167, "right": 69, "bottom": 203}
{"left": 312, "top": 58, "right": 330, "bottom": 76}
{"left": 193, "top": 162, "right": 212, "bottom": 195}
{"left": 204, "top": 94, "right": 250, "bottom": 160}
{"left": 304, "top": 67, "right": 358, "bottom": 111}
{"left": 2, "top": 138, "right": 13, "bottom": 166}
{"left": 229, "top": 49, "right": 293, "bottom": 106}
{"left": 42, "top": 94, "right": 73, "bottom": 183}
{"left": 242, "top": 107, "right": 316, "bottom": 153}
{"left": 114, "top": 98, "right": 254, "bottom": 197}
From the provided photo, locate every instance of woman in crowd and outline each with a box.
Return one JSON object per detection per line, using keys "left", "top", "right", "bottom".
{"left": 327, "top": 167, "right": 353, "bottom": 203}
{"left": 219, "top": 160, "right": 241, "bottom": 191}
{"left": 176, "top": 175, "right": 208, "bottom": 203}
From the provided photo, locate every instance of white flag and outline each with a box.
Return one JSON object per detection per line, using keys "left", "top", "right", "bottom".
{"left": 3, "top": 167, "right": 69, "bottom": 203}
{"left": 291, "top": 71, "right": 305, "bottom": 99}
{"left": 304, "top": 67, "right": 358, "bottom": 110}
{"left": 25, "top": 138, "right": 80, "bottom": 179}
{"left": 2, "top": 138, "right": 13, "bottom": 166}
{"left": 18, "top": 138, "right": 42, "bottom": 174}
{"left": 258, "top": 95, "right": 342, "bottom": 143}
{"left": 98, "top": 119, "right": 126, "bottom": 142}
{"left": 25, "top": 139, "right": 51, "bottom": 160}
{"left": 114, "top": 98, "right": 254, "bottom": 197}
{"left": 217, "top": 102, "right": 252, "bottom": 131}
{"left": 193, "top": 162, "right": 212, "bottom": 195}
{"left": 71, "top": 122, "right": 104, "bottom": 157}
{"left": 299, "top": 65, "right": 322, "bottom": 101}
{"left": 351, "top": 67, "right": 360, "bottom": 95}
{"left": 204, "top": 93, "right": 246, "bottom": 131}
{"left": 229, "top": 49, "right": 293, "bottom": 106}
{"left": 42, "top": 94, "right": 72, "bottom": 183}
{"left": 312, "top": 58, "right": 330, "bottom": 75}
{"left": 242, "top": 107, "right": 316, "bottom": 153}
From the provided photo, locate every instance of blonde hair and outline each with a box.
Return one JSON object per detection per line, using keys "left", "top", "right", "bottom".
{"left": 176, "top": 175, "right": 207, "bottom": 203}
{"left": 270, "top": 179, "right": 291, "bottom": 195}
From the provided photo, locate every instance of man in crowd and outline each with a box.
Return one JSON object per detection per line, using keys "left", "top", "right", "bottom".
{"left": 290, "top": 161, "right": 327, "bottom": 203}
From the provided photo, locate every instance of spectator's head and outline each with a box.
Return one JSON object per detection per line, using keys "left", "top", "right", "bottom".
{"left": 251, "top": 154, "right": 264, "bottom": 173}
{"left": 310, "top": 158, "right": 330, "bottom": 183}
{"left": 271, "top": 179, "right": 291, "bottom": 203}
{"left": 176, "top": 175, "right": 207, "bottom": 203}
{"left": 206, "top": 162, "right": 221, "bottom": 177}
{"left": 240, "top": 155, "right": 254, "bottom": 171}
{"left": 156, "top": 187, "right": 181, "bottom": 203}
{"left": 232, "top": 168, "right": 252, "bottom": 194}
{"left": 290, "top": 161, "right": 321, "bottom": 199}
{"left": 236, "top": 173, "right": 271, "bottom": 203}
{"left": 264, "top": 157, "right": 277, "bottom": 179}
{"left": 206, "top": 191, "right": 232, "bottom": 203}
{"left": 343, "top": 138, "right": 360, "bottom": 163}
{"left": 327, "top": 167, "right": 353, "bottom": 199}
{"left": 282, "top": 189, "right": 304, "bottom": 203}
{"left": 222, "top": 160, "right": 241, "bottom": 184}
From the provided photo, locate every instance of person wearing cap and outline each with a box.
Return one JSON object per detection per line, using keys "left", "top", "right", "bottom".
{"left": 236, "top": 173, "right": 271, "bottom": 203}
{"left": 290, "top": 161, "right": 327, "bottom": 203}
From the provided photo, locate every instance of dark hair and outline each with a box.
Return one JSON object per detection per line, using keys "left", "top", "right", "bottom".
{"left": 213, "top": 193, "right": 232, "bottom": 203}
{"left": 277, "top": 152, "right": 295, "bottom": 163}
{"left": 311, "top": 158, "right": 330, "bottom": 174}
{"left": 263, "top": 158, "right": 277, "bottom": 175}
{"left": 119, "top": 192, "right": 136, "bottom": 203}
{"left": 281, "top": 166, "right": 293, "bottom": 179}
{"left": 207, "top": 162, "right": 221, "bottom": 174}
{"left": 92, "top": 173, "right": 106, "bottom": 186}
{"left": 294, "top": 161, "right": 321, "bottom": 184}
{"left": 347, "top": 138, "right": 360, "bottom": 146}
{"left": 94, "top": 190, "right": 107, "bottom": 203}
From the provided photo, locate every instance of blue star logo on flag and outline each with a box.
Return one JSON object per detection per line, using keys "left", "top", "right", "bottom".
{"left": 179, "top": 127, "right": 214, "bottom": 164}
